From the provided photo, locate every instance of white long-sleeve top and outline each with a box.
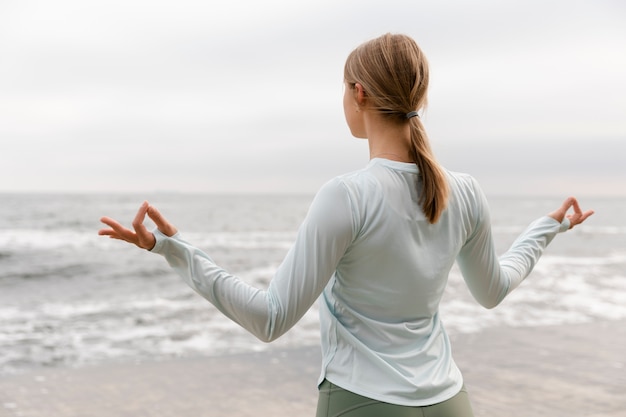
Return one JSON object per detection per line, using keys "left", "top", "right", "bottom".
{"left": 151, "top": 158, "right": 569, "bottom": 406}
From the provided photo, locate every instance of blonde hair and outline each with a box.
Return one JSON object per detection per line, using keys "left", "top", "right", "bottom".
{"left": 344, "top": 33, "right": 449, "bottom": 224}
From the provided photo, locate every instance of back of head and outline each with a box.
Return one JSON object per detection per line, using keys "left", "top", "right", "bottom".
{"left": 344, "top": 33, "right": 428, "bottom": 121}
{"left": 344, "top": 33, "right": 449, "bottom": 224}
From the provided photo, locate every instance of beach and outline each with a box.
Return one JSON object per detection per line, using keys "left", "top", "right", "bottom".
{"left": 1, "top": 319, "right": 624, "bottom": 417}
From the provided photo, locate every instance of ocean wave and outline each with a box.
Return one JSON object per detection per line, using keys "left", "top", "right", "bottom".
{"left": 0, "top": 229, "right": 297, "bottom": 251}
{"left": 538, "top": 252, "right": 626, "bottom": 266}
{"left": 0, "top": 290, "right": 319, "bottom": 375}
{"left": 0, "top": 229, "right": 105, "bottom": 250}
{"left": 2, "top": 225, "right": 620, "bottom": 253}
{"left": 185, "top": 231, "right": 296, "bottom": 250}
{"left": 492, "top": 225, "right": 626, "bottom": 235}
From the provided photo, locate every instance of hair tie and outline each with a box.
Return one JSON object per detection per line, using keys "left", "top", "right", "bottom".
{"left": 406, "top": 111, "right": 419, "bottom": 119}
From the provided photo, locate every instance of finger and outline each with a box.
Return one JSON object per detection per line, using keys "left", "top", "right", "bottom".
{"left": 97, "top": 228, "right": 118, "bottom": 237}
{"left": 100, "top": 216, "right": 124, "bottom": 230}
{"left": 147, "top": 205, "right": 177, "bottom": 236}
{"left": 548, "top": 197, "right": 574, "bottom": 222}
{"left": 563, "top": 196, "right": 576, "bottom": 212}
{"left": 579, "top": 209, "right": 595, "bottom": 223}
{"left": 570, "top": 198, "right": 583, "bottom": 215}
{"left": 146, "top": 205, "right": 166, "bottom": 228}
{"left": 100, "top": 232, "right": 126, "bottom": 241}
{"left": 101, "top": 226, "right": 137, "bottom": 244}
{"left": 131, "top": 201, "right": 149, "bottom": 232}
{"left": 99, "top": 216, "right": 137, "bottom": 242}
{"left": 130, "top": 201, "right": 158, "bottom": 249}
{"left": 567, "top": 209, "right": 595, "bottom": 228}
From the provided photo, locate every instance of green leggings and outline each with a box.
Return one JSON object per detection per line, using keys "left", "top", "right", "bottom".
{"left": 316, "top": 380, "right": 474, "bottom": 417}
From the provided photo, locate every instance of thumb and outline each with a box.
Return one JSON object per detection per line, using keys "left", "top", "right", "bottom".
{"left": 147, "top": 205, "right": 178, "bottom": 237}
{"left": 548, "top": 196, "right": 575, "bottom": 223}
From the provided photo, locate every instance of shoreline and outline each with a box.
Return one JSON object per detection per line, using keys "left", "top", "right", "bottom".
{"left": 1, "top": 320, "right": 624, "bottom": 417}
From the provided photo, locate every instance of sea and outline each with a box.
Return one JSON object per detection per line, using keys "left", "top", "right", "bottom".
{"left": 1, "top": 193, "right": 625, "bottom": 376}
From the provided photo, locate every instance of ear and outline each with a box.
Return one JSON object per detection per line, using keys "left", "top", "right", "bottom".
{"left": 354, "top": 82, "right": 366, "bottom": 106}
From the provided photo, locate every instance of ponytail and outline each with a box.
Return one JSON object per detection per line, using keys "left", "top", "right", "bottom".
{"left": 408, "top": 117, "right": 449, "bottom": 224}
{"left": 344, "top": 33, "right": 449, "bottom": 222}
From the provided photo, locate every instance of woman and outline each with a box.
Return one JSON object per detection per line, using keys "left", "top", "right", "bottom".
{"left": 99, "top": 33, "right": 593, "bottom": 416}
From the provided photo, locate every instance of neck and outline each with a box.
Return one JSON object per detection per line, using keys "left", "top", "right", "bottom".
{"left": 365, "top": 111, "right": 413, "bottom": 162}
{"left": 371, "top": 152, "right": 413, "bottom": 162}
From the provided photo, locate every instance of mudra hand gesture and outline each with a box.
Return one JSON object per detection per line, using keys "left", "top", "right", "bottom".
{"left": 547, "top": 196, "right": 594, "bottom": 229}
{"left": 99, "top": 201, "right": 177, "bottom": 250}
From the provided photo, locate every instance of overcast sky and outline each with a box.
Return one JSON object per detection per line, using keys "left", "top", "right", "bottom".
{"left": 1, "top": 0, "right": 625, "bottom": 197}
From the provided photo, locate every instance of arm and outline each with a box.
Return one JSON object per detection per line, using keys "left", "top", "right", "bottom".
{"left": 99, "top": 180, "right": 355, "bottom": 342}
{"left": 456, "top": 181, "right": 593, "bottom": 309}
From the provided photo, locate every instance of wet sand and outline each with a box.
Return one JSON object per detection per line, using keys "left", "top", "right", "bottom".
{"left": 1, "top": 320, "right": 624, "bottom": 417}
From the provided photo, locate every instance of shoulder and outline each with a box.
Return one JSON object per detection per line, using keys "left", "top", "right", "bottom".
{"left": 446, "top": 169, "right": 479, "bottom": 188}
{"left": 445, "top": 170, "right": 484, "bottom": 200}
{"left": 444, "top": 170, "right": 488, "bottom": 213}
{"left": 300, "top": 176, "right": 357, "bottom": 237}
{"left": 308, "top": 166, "right": 382, "bottom": 231}
{"left": 312, "top": 168, "right": 373, "bottom": 214}
{"left": 444, "top": 170, "right": 490, "bottom": 226}
{"left": 314, "top": 176, "right": 351, "bottom": 205}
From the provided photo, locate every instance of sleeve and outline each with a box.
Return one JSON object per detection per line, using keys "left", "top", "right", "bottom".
{"left": 456, "top": 179, "right": 570, "bottom": 309}
{"left": 150, "top": 178, "right": 355, "bottom": 342}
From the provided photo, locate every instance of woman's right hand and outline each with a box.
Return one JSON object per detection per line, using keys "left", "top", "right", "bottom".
{"left": 548, "top": 197, "right": 594, "bottom": 230}
{"left": 99, "top": 201, "right": 178, "bottom": 250}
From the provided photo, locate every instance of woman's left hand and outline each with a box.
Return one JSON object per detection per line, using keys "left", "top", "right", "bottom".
{"left": 98, "top": 201, "right": 178, "bottom": 250}
{"left": 547, "top": 196, "right": 594, "bottom": 230}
